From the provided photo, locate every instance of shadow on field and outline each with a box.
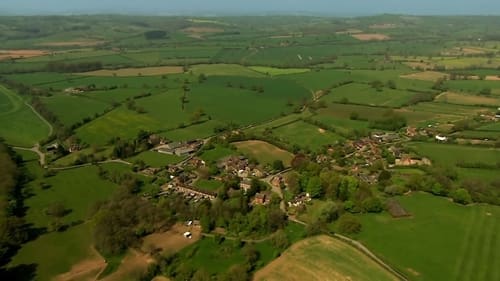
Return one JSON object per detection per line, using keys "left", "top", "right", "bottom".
{"left": 0, "top": 263, "right": 38, "bottom": 281}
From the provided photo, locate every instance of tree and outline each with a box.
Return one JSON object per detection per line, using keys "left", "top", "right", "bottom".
{"left": 271, "top": 229, "right": 290, "bottom": 251}
{"left": 336, "top": 213, "right": 362, "bottom": 234}
{"left": 272, "top": 160, "right": 285, "bottom": 171}
{"left": 386, "top": 80, "right": 396, "bottom": 89}
{"left": 306, "top": 177, "right": 323, "bottom": 198}
{"left": 378, "top": 170, "right": 392, "bottom": 183}
{"left": 361, "top": 197, "right": 383, "bottom": 213}
{"left": 451, "top": 188, "right": 472, "bottom": 205}
{"left": 45, "top": 202, "right": 68, "bottom": 218}
{"left": 285, "top": 172, "right": 301, "bottom": 196}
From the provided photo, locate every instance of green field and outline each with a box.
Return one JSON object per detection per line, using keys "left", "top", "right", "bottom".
{"left": 190, "top": 64, "right": 264, "bottom": 77}
{"left": 0, "top": 85, "right": 51, "bottom": 146}
{"left": 233, "top": 140, "right": 294, "bottom": 167}
{"left": 323, "top": 82, "right": 416, "bottom": 108}
{"left": 354, "top": 192, "right": 500, "bottom": 281}
{"left": 273, "top": 121, "right": 343, "bottom": 151}
{"left": 42, "top": 94, "right": 110, "bottom": 127}
{"left": 194, "top": 179, "right": 224, "bottom": 192}
{"left": 200, "top": 145, "right": 237, "bottom": 163}
{"left": 409, "top": 142, "right": 500, "bottom": 166}
{"left": 249, "top": 66, "right": 310, "bottom": 76}
{"left": 129, "top": 151, "right": 184, "bottom": 167}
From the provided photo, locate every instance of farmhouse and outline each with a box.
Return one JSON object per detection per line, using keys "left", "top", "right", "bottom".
{"left": 253, "top": 192, "right": 271, "bottom": 205}
{"left": 435, "top": 135, "right": 448, "bottom": 142}
{"left": 395, "top": 155, "right": 432, "bottom": 166}
{"left": 240, "top": 178, "right": 252, "bottom": 192}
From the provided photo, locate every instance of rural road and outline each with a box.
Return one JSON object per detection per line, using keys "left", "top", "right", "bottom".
{"left": 13, "top": 144, "right": 46, "bottom": 166}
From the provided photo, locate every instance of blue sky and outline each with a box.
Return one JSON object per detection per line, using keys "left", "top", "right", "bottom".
{"left": 1, "top": 0, "right": 499, "bottom": 15}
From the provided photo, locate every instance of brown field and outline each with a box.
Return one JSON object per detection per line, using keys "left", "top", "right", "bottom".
{"left": 141, "top": 224, "right": 201, "bottom": 255}
{"left": 435, "top": 92, "right": 500, "bottom": 106}
{"left": 253, "top": 235, "right": 398, "bottom": 281}
{"left": 152, "top": 276, "right": 171, "bottom": 281}
{"left": 77, "top": 66, "right": 184, "bottom": 77}
{"left": 0, "top": 49, "right": 48, "bottom": 60}
{"left": 37, "top": 40, "right": 106, "bottom": 47}
{"left": 404, "top": 61, "right": 435, "bottom": 70}
{"left": 400, "top": 71, "right": 449, "bottom": 81}
{"left": 54, "top": 247, "right": 106, "bottom": 281}
{"left": 101, "top": 249, "right": 154, "bottom": 281}
{"left": 351, "top": 33, "right": 390, "bottom": 41}
{"left": 369, "top": 23, "right": 396, "bottom": 29}
{"left": 233, "top": 140, "right": 294, "bottom": 167}
{"left": 485, "top": 75, "right": 500, "bottom": 81}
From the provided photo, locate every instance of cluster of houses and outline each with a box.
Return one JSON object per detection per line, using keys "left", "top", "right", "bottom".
{"left": 154, "top": 140, "right": 203, "bottom": 156}
{"left": 216, "top": 155, "right": 267, "bottom": 192}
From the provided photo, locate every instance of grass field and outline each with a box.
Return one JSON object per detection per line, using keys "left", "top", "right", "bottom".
{"left": 190, "top": 64, "right": 264, "bottom": 77}
{"left": 248, "top": 66, "right": 310, "bottom": 76}
{"left": 199, "top": 145, "right": 236, "bottom": 163}
{"left": 233, "top": 140, "right": 294, "bottom": 167}
{"left": 323, "top": 83, "right": 415, "bottom": 107}
{"left": 78, "top": 66, "right": 184, "bottom": 77}
{"left": 0, "top": 85, "right": 51, "bottom": 146}
{"left": 194, "top": 179, "right": 224, "bottom": 192}
{"left": 478, "top": 122, "right": 500, "bottom": 131}
{"left": 354, "top": 192, "right": 500, "bottom": 281}
{"left": 42, "top": 95, "right": 110, "bottom": 127}
{"left": 128, "top": 151, "right": 184, "bottom": 167}
{"left": 254, "top": 235, "right": 398, "bottom": 281}
{"left": 409, "top": 142, "right": 500, "bottom": 167}
{"left": 273, "top": 121, "right": 343, "bottom": 151}
{"left": 435, "top": 92, "right": 500, "bottom": 107}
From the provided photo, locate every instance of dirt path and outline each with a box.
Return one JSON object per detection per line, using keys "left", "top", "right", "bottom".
{"left": 54, "top": 247, "right": 106, "bottom": 281}
{"left": 13, "top": 144, "right": 46, "bottom": 166}
{"left": 24, "top": 101, "right": 54, "bottom": 136}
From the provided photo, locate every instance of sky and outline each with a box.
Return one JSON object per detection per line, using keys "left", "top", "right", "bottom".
{"left": 1, "top": 0, "right": 500, "bottom": 16}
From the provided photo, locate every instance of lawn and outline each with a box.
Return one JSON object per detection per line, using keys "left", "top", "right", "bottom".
{"left": 353, "top": 192, "right": 500, "bottom": 281}
{"left": 0, "top": 85, "right": 51, "bottom": 146}
{"left": 233, "top": 140, "right": 294, "bottom": 167}
{"left": 194, "top": 179, "right": 223, "bottom": 192}
{"left": 253, "top": 235, "right": 398, "bottom": 281}
{"left": 128, "top": 151, "right": 184, "bottom": 167}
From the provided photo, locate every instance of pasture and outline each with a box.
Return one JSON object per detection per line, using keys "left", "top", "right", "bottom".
{"left": 323, "top": 82, "right": 416, "bottom": 107}
{"left": 128, "top": 151, "right": 184, "bottom": 167}
{"left": 254, "top": 235, "right": 398, "bottom": 281}
{"left": 0, "top": 85, "right": 51, "bottom": 146}
{"left": 400, "top": 71, "right": 449, "bottom": 82}
{"left": 355, "top": 192, "right": 500, "bottom": 281}
{"left": 273, "top": 121, "right": 343, "bottom": 151}
{"left": 409, "top": 142, "right": 500, "bottom": 167}
{"left": 248, "top": 66, "right": 310, "bottom": 76}
{"left": 42, "top": 94, "right": 110, "bottom": 127}
{"left": 233, "top": 140, "right": 294, "bottom": 167}
{"left": 435, "top": 91, "right": 500, "bottom": 107}
{"left": 190, "top": 64, "right": 263, "bottom": 77}
{"left": 78, "top": 66, "right": 184, "bottom": 77}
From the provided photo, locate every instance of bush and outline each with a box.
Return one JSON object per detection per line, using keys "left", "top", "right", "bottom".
{"left": 336, "top": 213, "right": 362, "bottom": 234}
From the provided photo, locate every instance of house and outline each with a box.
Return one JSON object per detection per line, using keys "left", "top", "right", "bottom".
{"left": 240, "top": 178, "right": 252, "bottom": 192}
{"left": 435, "top": 135, "right": 448, "bottom": 142}
{"left": 270, "top": 176, "right": 283, "bottom": 188}
{"left": 46, "top": 143, "right": 59, "bottom": 152}
{"left": 174, "top": 147, "right": 196, "bottom": 156}
{"left": 253, "top": 192, "right": 270, "bottom": 205}
{"left": 406, "top": 126, "right": 417, "bottom": 137}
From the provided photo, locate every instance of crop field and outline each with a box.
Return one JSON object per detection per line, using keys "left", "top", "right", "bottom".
{"left": 435, "top": 91, "right": 500, "bottom": 107}
{"left": 254, "top": 235, "right": 398, "bottom": 281}
{"left": 0, "top": 85, "right": 50, "bottom": 146}
{"left": 273, "top": 121, "right": 343, "bottom": 151}
{"left": 78, "top": 66, "right": 184, "bottom": 77}
{"left": 400, "top": 71, "right": 449, "bottom": 81}
{"left": 185, "top": 76, "right": 309, "bottom": 126}
{"left": 76, "top": 107, "right": 163, "bottom": 145}
{"left": 283, "top": 69, "right": 354, "bottom": 91}
{"left": 323, "top": 82, "right": 416, "bottom": 107}
{"left": 233, "top": 140, "right": 294, "bottom": 167}
{"left": 355, "top": 192, "right": 500, "bottom": 281}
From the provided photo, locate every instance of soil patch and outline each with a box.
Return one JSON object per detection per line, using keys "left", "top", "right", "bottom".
{"left": 54, "top": 247, "right": 106, "bottom": 281}
{"left": 38, "top": 40, "right": 106, "bottom": 47}
{"left": 142, "top": 224, "right": 201, "bottom": 255}
{"left": 351, "top": 33, "right": 390, "bottom": 41}
{"left": 401, "top": 71, "right": 449, "bottom": 81}
{"left": 0, "top": 49, "right": 48, "bottom": 60}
